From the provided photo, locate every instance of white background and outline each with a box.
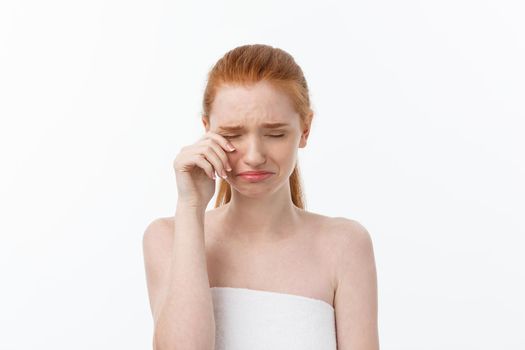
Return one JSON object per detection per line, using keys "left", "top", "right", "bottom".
{"left": 1, "top": 0, "right": 524, "bottom": 349}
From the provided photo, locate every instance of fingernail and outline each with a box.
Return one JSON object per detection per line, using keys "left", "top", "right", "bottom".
{"left": 227, "top": 144, "right": 235, "bottom": 151}
{"left": 221, "top": 171, "right": 228, "bottom": 178}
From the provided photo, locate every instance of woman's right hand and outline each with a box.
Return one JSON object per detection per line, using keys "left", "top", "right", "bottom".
{"left": 173, "top": 131, "right": 236, "bottom": 208}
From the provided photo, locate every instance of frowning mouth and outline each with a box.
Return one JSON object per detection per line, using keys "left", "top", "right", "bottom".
{"left": 238, "top": 171, "right": 273, "bottom": 175}
{"left": 237, "top": 171, "right": 274, "bottom": 182}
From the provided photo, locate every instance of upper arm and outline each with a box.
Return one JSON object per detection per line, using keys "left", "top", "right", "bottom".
{"left": 142, "top": 217, "right": 174, "bottom": 325}
{"left": 333, "top": 218, "right": 379, "bottom": 350}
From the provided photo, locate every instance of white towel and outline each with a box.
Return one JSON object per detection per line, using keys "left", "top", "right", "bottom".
{"left": 211, "top": 287, "right": 337, "bottom": 350}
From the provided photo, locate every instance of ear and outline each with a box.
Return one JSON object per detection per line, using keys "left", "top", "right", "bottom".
{"left": 202, "top": 116, "right": 210, "bottom": 132}
{"left": 299, "top": 112, "right": 313, "bottom": 148}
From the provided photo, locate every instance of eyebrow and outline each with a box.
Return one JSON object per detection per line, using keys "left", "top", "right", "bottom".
{"left": 217, "top": 122, "right": 290, "bottom": 132}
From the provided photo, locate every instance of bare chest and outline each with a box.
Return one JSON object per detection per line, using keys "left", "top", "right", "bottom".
{"left": 204, "top": 219, "right": 338, "bottom": 308}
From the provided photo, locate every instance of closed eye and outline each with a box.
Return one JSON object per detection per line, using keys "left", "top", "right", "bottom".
{"left": 223, "top": 134, "right": 285, "bottom": 138}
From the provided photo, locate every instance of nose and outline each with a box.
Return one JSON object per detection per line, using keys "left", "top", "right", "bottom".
{"left": 241, "top": 136, "right": 267, "bottom": 167}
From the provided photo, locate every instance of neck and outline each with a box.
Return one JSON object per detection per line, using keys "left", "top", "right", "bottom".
{"left": 217, "top": 184, "right": 302, "bottom": 243}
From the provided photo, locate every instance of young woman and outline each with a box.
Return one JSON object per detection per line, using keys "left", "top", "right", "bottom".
{"left": 143, "top": 44, "right": 379, "bottom": 350}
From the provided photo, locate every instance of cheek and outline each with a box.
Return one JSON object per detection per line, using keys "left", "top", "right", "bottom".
{"left": 273, "top": 140, "right": 298, "bottom": 161}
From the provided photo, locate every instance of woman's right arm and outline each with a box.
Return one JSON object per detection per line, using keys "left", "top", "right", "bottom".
{"left": 143, "top": 202, "right": 214, "bottom": 350}
{"left": 143, "top": 131, "right": 235, "bottom": 350}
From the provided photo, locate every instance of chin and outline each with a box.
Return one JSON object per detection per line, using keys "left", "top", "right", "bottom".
{"left": 230, "top": 184, "right": 272, "bottom": 197}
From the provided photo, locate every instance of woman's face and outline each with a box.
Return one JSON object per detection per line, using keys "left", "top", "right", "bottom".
{"left": 203, "top": 80, "right": 310, "bottom": 197}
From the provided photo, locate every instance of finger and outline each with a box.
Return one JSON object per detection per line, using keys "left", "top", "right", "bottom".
{"left": 201, "top": 138, "right": 232, "bottom": 172}
{"left": 194, "top": 155, "right": 216, "bottom": 180}
{"left": 198, "top": 144, "right": 228, "bottom": 178}
{"left": 203, "top": 131, "right": 236, "bottom": 153}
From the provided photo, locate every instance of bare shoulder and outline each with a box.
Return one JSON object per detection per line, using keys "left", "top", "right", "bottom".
{"left": 301, "top": 210, "right": 372, "bottom": 247}
{"left": 324, "top": 216, "right": 373, "bottom": 248}
{"left": 142, "top": 216, "right": 174, "bottom": 247}
{"left": 323, "top": 217, "right": 379, "bottom": 349}
{"left": 143, "top": 216, "right": 174, "bottom": 234}
{"left": 314, "top": 215, "right": 376, "bottom": 283}
{"left": 141, "top": 216, "right": 177, "bottom": 320}
{"left": 142, "top": 207, "right": 219, "bottom": 247}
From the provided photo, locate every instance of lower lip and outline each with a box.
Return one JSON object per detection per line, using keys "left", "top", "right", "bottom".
{"left": 238, "top": 173, "right": 273, "bottom": 182}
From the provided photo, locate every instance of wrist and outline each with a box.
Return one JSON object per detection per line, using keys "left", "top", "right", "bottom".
{"left": 176, "top": 200, "right": 207, "bottom": 211}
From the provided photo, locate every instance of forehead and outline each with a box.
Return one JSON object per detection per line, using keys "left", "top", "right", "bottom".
{"left": 209, "top": 81, "right": 299, "bottom": 128}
